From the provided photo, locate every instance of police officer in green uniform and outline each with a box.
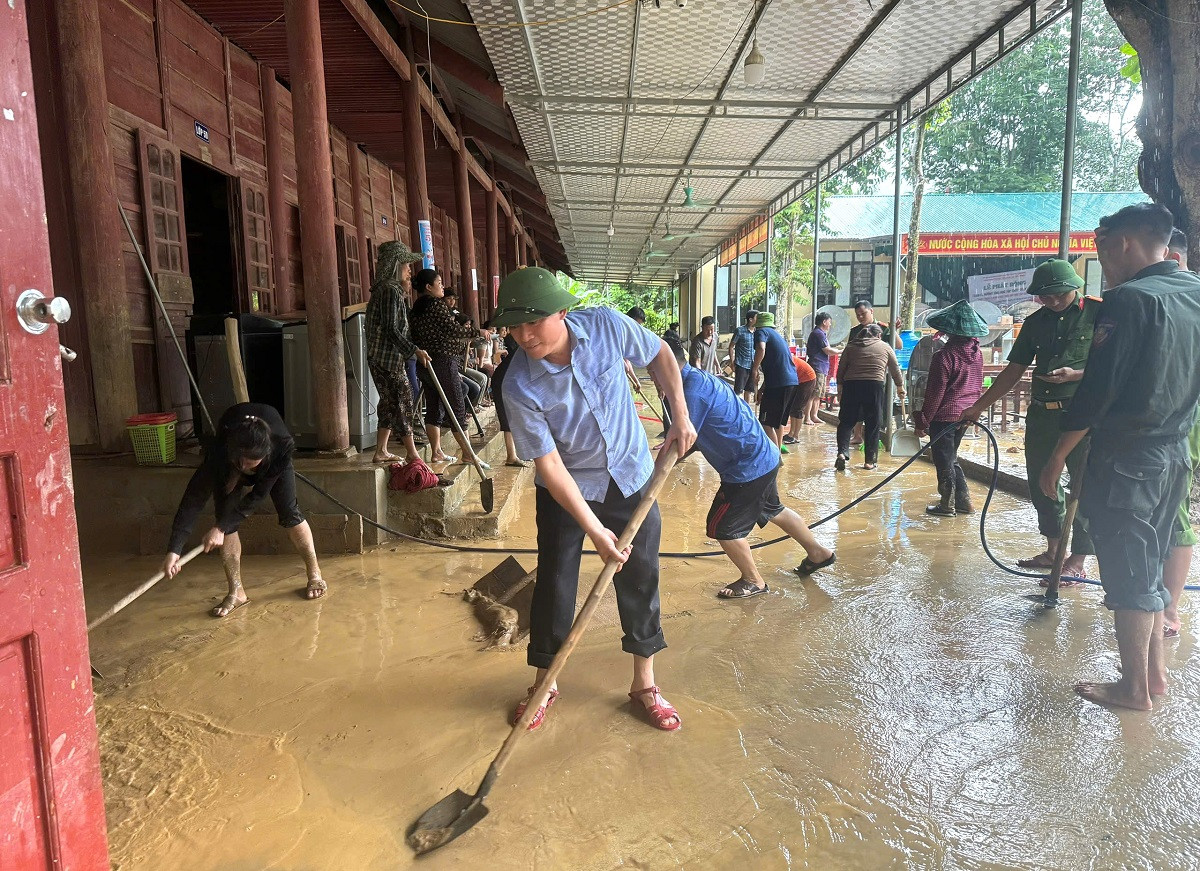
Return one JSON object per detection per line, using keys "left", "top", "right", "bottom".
{"left": 963, "top": 259, "right": 1098, "bottom": 579}
{"left": 1039, "top": 203, "right": 1200, "bottom": 711}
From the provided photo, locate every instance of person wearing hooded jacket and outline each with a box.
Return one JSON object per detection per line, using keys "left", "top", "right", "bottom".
{"left": 833, "top": 323, "right": 905, "bottom": 471}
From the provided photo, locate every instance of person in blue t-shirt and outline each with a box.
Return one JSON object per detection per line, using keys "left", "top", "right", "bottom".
{"left": 727, "top": 310, "right": 759, "bottom": 402}
{"left": 749, "top": 311, "right": 800, "bottom": 451}
{"left": 653, "top": 347, "right": 837, "bottom": 599}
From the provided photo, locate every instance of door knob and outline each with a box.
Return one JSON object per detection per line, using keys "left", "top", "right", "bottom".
{"left": 16, "top": 289, "right": 71, "bottom": 335}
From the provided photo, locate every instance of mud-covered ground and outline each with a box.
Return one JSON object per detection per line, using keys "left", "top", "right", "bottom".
{"left": 85, "top": 420, "right": 1200, "bottom": 870}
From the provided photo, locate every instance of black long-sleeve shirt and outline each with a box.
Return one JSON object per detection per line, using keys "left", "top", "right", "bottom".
{"left": 167, "top": 403, "right": 295, "bottom": 553}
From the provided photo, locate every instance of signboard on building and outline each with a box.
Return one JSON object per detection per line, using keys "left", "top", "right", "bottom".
{"left": 966, "top": 267, "right": 1037, "bottom": 308}
{"left": 902, "top": 232, "right": 1097, "bottom": 256}
{"left": 418, "top": 219, "right": 434, "bottom": 269}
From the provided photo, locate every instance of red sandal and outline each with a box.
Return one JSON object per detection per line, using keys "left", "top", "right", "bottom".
{"left": 629, "top": 685, "right": 682, "bottom": 732}
{"left": 512, "top": 686, "right": 559, "bottom": 731}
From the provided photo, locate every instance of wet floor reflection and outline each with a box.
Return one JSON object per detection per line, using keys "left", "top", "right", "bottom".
{"left": 85, "top": 422, "right": 1200, "bottom": 870}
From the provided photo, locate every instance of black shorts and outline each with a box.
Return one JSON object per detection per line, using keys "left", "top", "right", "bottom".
{"left": 759, "top": 385, "right": 798, "bottom": 428}
{"left": 706, "top": 463, "right": 784, "bottom": 540}
{"left": 734, "top": 366, "right": 755, "bottom": 394}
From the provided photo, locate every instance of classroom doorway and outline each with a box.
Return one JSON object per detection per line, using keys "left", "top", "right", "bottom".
{"left": 181, "top": 155, "right": 236, "bottom": 316}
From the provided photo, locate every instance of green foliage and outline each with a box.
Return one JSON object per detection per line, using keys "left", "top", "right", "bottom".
{"left": 921, "top": 0, "right": 1140, "bottom": 193}
{"left": 1119, "top": 43, "right": 1141, "bottom": 84}
{"left": 561, "top": 275, "right": 673, "bottom": 334}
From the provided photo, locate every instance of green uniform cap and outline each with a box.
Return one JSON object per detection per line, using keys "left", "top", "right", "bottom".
{"left": 491, "top": 267, "right": 579, "bottom": 327}
{"left": 375, "top": 239, "right": 422, "bottom": 264}
{"left": 926, "top": 299, "right": 990, "bottom": 338}
{"left": 1027, "top": 258, "right": 1084, "bottom": 295}
{"left": 755, "top": 311, "right": 775, "bottom": 328}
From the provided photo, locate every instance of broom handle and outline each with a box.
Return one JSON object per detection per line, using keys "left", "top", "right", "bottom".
{"left": 478, "top": 444, "right": 680, "bottom": 795}
{"left": 87, "top": 545, "right": 205, "bottom": 631}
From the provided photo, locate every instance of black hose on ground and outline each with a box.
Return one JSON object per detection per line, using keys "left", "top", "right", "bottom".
{"left": 296, "top": 429, "right": 1200, "bottom": 591}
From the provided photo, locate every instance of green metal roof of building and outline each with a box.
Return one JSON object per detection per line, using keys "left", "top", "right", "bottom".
{"left": 823, "top": 192, "right": 1149, "bottom": 239}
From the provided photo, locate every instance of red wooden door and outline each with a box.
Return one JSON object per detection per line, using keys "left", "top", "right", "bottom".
{"left": 0, "top": 0, "right": 110, "bottom": 867}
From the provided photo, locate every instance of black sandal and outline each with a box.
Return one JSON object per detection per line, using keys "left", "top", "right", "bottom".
{"left": 717, "top": 579, "right": 769, "bottom": 599}
{"left": 794, "top": 553, "right": 837, "bottom": 576}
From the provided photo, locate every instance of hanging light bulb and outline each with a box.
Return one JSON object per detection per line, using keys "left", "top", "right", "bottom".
{"left": 743, "top": 37, "right": 766, "bottom": 86}
{"left": 606, "top": 222, "right": 615, "bottom": 237}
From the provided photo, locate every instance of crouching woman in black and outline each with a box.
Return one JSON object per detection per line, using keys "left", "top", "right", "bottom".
{"left": 161, "top": 403, "right": 325, "bottom": 617}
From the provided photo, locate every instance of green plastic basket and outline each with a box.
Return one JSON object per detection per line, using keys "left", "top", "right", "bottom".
{"left": 126, "top": 413, "right": 177, "bottom": 465}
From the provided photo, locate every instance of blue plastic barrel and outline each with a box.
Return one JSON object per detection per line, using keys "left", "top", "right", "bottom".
{"left": 894, "top": 330, "right": 922, "bottom": 370}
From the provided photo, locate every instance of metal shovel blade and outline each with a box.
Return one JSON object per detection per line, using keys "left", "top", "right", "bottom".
{"left": 406, "top": 789, "right": 489, "bottom": 855}
{"left": 481, "top": 477, "right": 494, "bottom": 514}
{"left": 889, "top": 428, "right": 921, "bottom": 458}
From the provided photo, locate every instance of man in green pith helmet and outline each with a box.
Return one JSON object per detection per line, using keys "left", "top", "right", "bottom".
{"left": 962, "top": 258, "right": 1098, "bottom": 581}
{"left": 493, "top": 267, "right": 696, "bottom": 733}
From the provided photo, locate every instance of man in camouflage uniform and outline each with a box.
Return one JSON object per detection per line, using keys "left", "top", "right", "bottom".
{"left": 365, "top": 241, "right": 429, "bottom": 464}
{"left": 963, "top": 259, "right": 1097, "bottom": 580}
{"left": 1040, "top": 204, "right": 1200, "bottom": 710}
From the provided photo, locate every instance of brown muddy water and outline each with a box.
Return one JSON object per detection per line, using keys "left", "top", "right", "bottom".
{"left": 84, "top": 422, "right": 1200, "bottom": 870}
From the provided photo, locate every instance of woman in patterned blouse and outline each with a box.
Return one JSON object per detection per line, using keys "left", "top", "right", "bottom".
{"left": 410, "top": 268, "right": 486, "bottom": 467}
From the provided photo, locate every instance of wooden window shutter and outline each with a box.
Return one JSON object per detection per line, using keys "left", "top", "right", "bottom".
{"left": 334, "top": 224, "right": 362, "bottom": 307}
{"left": 237, "top": 179, "right": 274, "bottom": 313}
{"left": 136, "top": 130, "right": 189, "bottom": 277}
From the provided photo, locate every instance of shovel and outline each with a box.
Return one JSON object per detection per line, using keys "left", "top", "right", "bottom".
{"left": 423, "top": 358, "right": 493, "bottom": 513}
{"left": 889, "top": 391, "right": 921, "bottom": 457}
{"left": 406, "top": 444, "right": 681, "bottom": 855}
{"left": 1026, "top": 460, "right": 1087, "bottom": 608}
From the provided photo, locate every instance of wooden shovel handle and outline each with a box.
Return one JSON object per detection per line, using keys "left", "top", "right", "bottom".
{"left": 87, "top": 545, "right": 205, "bottom": 632}
{"left": 422, "top": 357, "right": 488, "bottom": 482}
{"left": 481, "top": 444, "right": 680, "bottom": 791}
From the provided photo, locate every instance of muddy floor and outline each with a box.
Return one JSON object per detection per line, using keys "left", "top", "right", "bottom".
{"left": 84, "top": 420, "right": 1200, "bottom": 871}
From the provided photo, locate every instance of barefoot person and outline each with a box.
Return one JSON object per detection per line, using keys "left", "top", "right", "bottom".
{"left": 494, "top": 267, "right": 697, "bottom": 732}
{"left": 162, "top": 403, "right": 326, "bottom": 616}
{"left": 1038, "top": 204, "right": 1200, "bottom": 710}
{"left": 652, "top": 345, "right": 835, "bottom": 599}
{"left": 1163, "top": 228, "right": 1199, "bottom": 639}
{"left": 962, "top": 259, "right": 1098, "bottom": 579}
{"left": 365, "top": 241, "right": 429, "bottom": 464}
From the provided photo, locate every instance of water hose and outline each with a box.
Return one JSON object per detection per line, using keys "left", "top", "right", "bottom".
{"left": 298, "top": 421, "right": 1200, "bottom": 591}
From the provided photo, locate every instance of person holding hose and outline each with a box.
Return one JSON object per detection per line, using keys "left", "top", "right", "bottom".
{"left": 962, "top": 259, "right": 1099, "bottom": 580}
{"left": 913, "top": 300, "right": 986, "bottom": 517}
{"left": 493, "top": 268, "right": 696, "bottom": 732}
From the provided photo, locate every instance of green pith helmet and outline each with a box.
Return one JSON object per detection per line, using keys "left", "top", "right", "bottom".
{"left": 755, "top": 311, "right": 775, "bottom": 328}
{"left": 926, "top": 299, "right": 990, "bottom": 338}
{"left": 492, "top": 267, "right": 579, "bottom": 327}
{"left": 1027, "top": 258, "right": 1085, "bottom": 295}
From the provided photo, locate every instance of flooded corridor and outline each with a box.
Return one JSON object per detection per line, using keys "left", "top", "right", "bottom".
{"left": 85, "top": 422, "right": 1200, "bottom": 870}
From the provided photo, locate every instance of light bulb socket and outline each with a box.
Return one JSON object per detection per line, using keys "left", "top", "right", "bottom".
{"left": 744, "top": 38, "right": 766, "bottom": 86}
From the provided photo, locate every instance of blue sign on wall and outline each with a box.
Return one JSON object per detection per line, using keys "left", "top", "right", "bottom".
{"left": 194, "top": 121, "right": 210, "bottom": 143}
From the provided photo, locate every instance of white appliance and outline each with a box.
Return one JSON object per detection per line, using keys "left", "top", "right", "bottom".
{"left": 282, "top": 312, "right": 378, "bottom": 450}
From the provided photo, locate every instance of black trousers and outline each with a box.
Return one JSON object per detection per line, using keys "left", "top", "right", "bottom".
{"left": 837, "top": 380, "right": 884, "bottom": 463}
{"left": 928, "top": 419, "right": 968, "bottom": 500}
{"left": 528, "top": 479, "right": 666, "bottom": 668}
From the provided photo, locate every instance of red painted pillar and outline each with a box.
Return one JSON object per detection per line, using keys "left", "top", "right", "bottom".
{"left": 452, "top": 129, "right": 479, "bottom": 325}
{"left": 348, "top": 141, "right": 370, "bottom": 295}
{"left": 485, "top": 179, "right": 500, "bottom": 315}
{"left": 259, "top": 64, "right": 292, "bottom": 313}
{"left": 402, "top": 27, "right": 430, "bottom": 258}
{"left": 56, "top": 0, "right": 139, "bottom": 450}
{"left": 284, "top": 0, "right": 349, "bottom": 451}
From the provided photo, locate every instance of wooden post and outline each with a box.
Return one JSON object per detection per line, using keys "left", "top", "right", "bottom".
{"left": 56, "top": 0, "right": 139, "bottom": 451}
{"left": 348, "top": 141, "right": 371, "bottom": 292}
{"left": 259, "top": 64, "right": 292, "bottom": 313}
{"left": 453, "top": 126, "right": 479, "bottom": 325}
{"left": 284, "top": 0, "right": 349, "bottom": 451}
{"left": 402, "top": 26, "right": 430, "bottom": 256}
{"left": 486, "top": 177, "right": 500, "bottom": 316}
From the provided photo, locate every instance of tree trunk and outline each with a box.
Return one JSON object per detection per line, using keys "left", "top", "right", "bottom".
{"left": 1105, "top": 0, "right": 1200, "bottom": 254}
{"left": 901, "top": 117, "right": 929, "bottom": 329}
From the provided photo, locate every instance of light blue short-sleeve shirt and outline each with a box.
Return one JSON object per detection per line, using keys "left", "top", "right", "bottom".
{"left": 503, "top": 307, "right": 663, "bottom": 502}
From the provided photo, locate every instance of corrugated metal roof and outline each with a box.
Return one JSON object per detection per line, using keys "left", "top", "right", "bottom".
{"left": 823, "top": 191, "right": 1149, "bottom": 239}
